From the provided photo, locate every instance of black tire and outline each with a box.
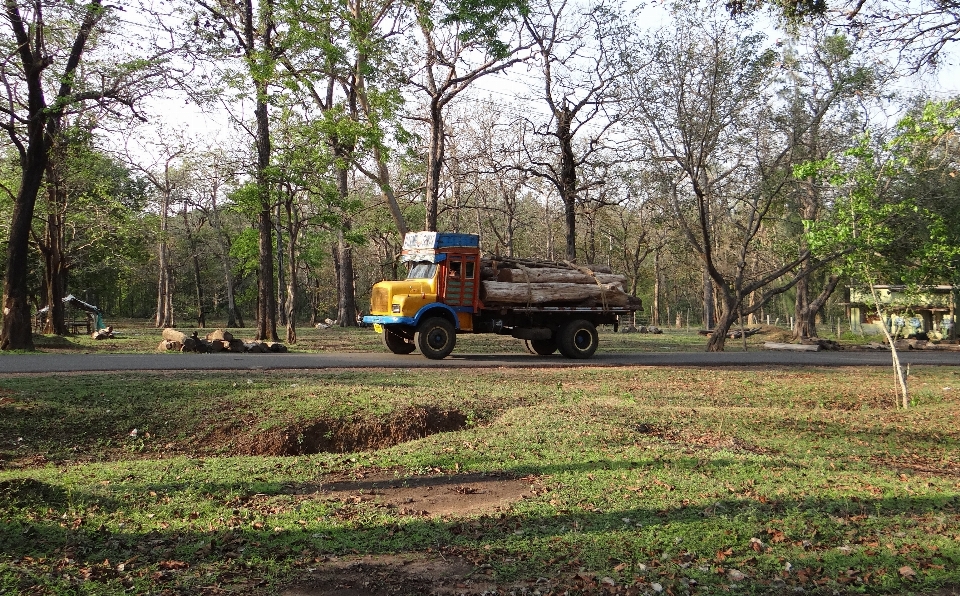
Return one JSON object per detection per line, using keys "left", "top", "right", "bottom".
{"left": 415, "top": 317, "right": 457, "bottom": 359}
{"left": 381, "top": 327, "right": 415, "bottom": 354}
{"left": 524, "top": 338, "right": 558, "bottom": 355}
{"left": 557, "top": 319, "right": 599, "bottom": 359}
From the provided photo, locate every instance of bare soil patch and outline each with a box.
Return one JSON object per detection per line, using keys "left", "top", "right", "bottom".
{"left": 282, "top": 472, "right": 542, "bottom": 595}
{"left": 199, "top": 406, "right": 468, "bottom": 456}
{"left": 299, "top": 470, "right": 540, "bottom": 518}
{"left": 282, "top": 554, "right": 500, "bottom": 596}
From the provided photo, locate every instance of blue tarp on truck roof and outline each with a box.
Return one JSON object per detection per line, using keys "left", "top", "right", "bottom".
{"left": 402, "top": 231, "right": 479, "bottom": 250}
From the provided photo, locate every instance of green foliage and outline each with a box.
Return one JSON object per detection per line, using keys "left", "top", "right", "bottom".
{"left": 227, "top": 182, "right": 265, "bottom": 218}
{"left": 800, "top": 99, "right": 960, "bottom": 287}
{"left": 436, "top": 0, "right": 529, "bottom": 58}
{"left": 230, "top": 227, "right": 261, "bottom": 275}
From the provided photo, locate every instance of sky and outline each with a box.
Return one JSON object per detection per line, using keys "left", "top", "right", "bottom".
{"left": 119, "top": 2, "right": 960, "bottom": 163}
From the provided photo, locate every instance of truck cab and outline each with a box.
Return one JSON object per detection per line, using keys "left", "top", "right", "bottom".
{"left": 363, "top": 232, "right": 481, "bottom": 358}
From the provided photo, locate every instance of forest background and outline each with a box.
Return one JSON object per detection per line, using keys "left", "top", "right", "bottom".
{"left": 2, "top": 0, "right": 959, "bottom": 351}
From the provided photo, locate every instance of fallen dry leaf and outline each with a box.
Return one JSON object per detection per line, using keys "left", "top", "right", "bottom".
{"left": 899, "top": 566, "right": 916, "bottom": 579}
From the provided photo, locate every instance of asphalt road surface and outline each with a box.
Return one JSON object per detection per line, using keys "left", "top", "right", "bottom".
{"left": 0, "top": 349, "right": 958, "bottom": 374}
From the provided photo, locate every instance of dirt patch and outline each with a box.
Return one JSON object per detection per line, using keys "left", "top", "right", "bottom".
{"left": 639, "top": 423, "right": 772, "bottom": 455}
{"left": 206, "top": 406, "right": 468, "bottom": 457}
{"left": 282, "top": 554, "right": 500, "bottom": 596}
{"left": 294, "top": 470, "right": 541, "bottom": 518}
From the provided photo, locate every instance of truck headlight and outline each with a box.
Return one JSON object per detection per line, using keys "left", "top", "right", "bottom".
{"left": 392, "top": 303, "right": 400, "bottom": 313}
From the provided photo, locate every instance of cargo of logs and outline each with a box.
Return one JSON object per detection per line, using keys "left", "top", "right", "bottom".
{"left": 479, "top": 257, "right": 641, "bottom": 309}
{"left": 159, "top": 328, "right": 287, "bottom": 353}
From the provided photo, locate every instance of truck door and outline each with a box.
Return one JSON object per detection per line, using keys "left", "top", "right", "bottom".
{"left": 443, "top": 255, "right": 478, "bottom": 308}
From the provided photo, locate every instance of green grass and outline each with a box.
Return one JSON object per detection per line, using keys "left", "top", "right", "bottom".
{"left": 1, "top": 366, "right": 958, "bottom": 594}
{"left": 28, "top": 320, "right": 808, "bottom": 355}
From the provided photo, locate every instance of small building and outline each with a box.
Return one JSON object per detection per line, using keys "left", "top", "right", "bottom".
{"left": 848, "top": 285, "right": 956, "bottom": 340}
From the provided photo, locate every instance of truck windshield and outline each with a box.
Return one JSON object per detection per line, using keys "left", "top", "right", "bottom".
{"left": 406, "top": 262, "right": 437, "bottom": 280}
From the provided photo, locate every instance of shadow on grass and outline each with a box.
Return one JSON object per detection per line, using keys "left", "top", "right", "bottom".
{"left": 2, "top": 458, "right": 958, "bottom": 594}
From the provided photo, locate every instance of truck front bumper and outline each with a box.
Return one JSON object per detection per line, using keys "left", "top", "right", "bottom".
{"left": 363, "top": 315, "right": 416, "bottom": 328}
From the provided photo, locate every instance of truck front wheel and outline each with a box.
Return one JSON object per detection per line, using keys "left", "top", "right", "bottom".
{"left": 524, "top": 338, "right": 558, "bottom": 355}
{"left": 557, "top": 319, "right": 598, "bottom": 359}
{"left": 415, "top": 317, "right": 457, "bottom": 359}
{"left": 382, "top": 328, "right": 416, "bottom": 354}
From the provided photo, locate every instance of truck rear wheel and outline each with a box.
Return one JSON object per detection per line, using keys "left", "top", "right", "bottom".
{"left": 524, "top": 338, "right": 558, "bottom": 355}
{"left": 557, "top": 319, "right": 598, "bottom": 359}
{"left": 415, "top": 317, "right": 456, "bottom": 359}
{"left": 382, "top": 328, "right": 415, "bottom": 354}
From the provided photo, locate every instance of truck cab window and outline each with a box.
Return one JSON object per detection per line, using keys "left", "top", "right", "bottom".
{"left": 406, "top": 262, "right": 437, "bottom": 280}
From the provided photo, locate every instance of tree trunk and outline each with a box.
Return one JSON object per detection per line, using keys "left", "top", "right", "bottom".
{"left": 284, "top": 198, "right": 298, "bottom": 344}
{"left": 1, "top": 149, "right": 46, "bottom": 350}
{"left": 155, "top": 190, "right": 173, "bottom": 328}
{"left": 496, "top": 267, "right": 625, "bottom": 285}
{"left": 374, "top": 147, "right": 408, "bottom": 237}
{"left": 182, "top": 208, "right": 205, "bottom": 328}
{"left": 336, "top": 229, "right": 358, "bottom": 327}
{"left": 253, "top": 86, "right": 278, "bottom": 341}
{"left": 557, "top": 106, "right": 577, "bottom": 262}
{"left": 652, "top": 250, "right": 661, "bottom": 326}
{"left": 706, "top": 291, "right": 737, "bottom": 352}
{"left": 702, "top": 265, "right": 715, "bottom": 331}
{"left": 276, "top": 202, "right": 286, "bottom": 327}
{"left": 42, "top": 209, "right": 68, "bottom": 336}
{"left": 481, "top": 281, "right": 631, "bottom": 306}
{"left": 424, "top": 101, "right": 444, "bottom": 232}
{"left": 795, "top": 273, "right": 840, "bottom": 340}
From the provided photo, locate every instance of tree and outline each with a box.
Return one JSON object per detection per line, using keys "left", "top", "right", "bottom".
{"left": 37, "top": 126, "right": 142, "bottom": 334}
{"left": 192, "top": 0, "right": 281, "bottom": 341}
{"left": 621, "top": 8, "right": 831, "bottom": 351}
{"left": 518, "top": 0, "right": 626, "bottom": 262}
{"left": 780, "top": 30, "right": 882, "bottom": 340}
{"left": 0, "top": 0, "right": 156, "bottom": 350}
{"left": 845, "top": 0, "right": 960, "bottom": 70}
{"left": 405, "top": 0, "right": 530, "bottom": 231}
{"left": 802, "top": 99, "right": 960, "bottom": 406}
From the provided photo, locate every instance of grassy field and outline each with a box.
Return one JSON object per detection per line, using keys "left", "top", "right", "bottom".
{"left": 29, "top": 320, "right": 823, "bottom": 355}
{"left": 1, "top": 357, "right": 958, "bottom": 595}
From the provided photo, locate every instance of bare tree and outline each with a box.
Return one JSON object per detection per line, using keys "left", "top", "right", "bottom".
{"left": 518, "top": 0, "right": 626, "bottom": 261}
{"left": 405, "top": 1, "right": 530, "bottom": 232}
{"left": 621, "top": 9, "right": 829, "bottom": 351}
{"left": 781, "top": 29, "right": 883, "bottom": 339}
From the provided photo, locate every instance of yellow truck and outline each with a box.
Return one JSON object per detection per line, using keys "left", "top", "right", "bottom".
{"left": 362, "top": 232, "right": 638, "bottom": 359}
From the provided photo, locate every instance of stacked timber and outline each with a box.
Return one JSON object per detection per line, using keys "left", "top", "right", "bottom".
{"left": 158, "top": 328, "right": 287, "bottom": 353}
{"left": 479, "top": 257, "right": 641, "bottom": 309}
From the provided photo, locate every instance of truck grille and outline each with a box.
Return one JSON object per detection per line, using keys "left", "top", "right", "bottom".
{"left": 371, "top": 287, "right": 389, "bottom": 314}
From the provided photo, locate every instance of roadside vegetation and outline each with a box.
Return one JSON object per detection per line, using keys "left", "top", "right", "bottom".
{"left": 1, "top": 365, "right": 958, "bottom": 594}
{"left": 27, "top": 322, "right": 873, "bottom": 356}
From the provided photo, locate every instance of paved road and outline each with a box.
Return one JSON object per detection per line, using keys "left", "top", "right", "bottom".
{"left": 0, "top": 349, "right": 957, "bottom": 373}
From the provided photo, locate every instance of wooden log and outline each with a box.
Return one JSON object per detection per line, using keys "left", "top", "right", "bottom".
{"left": 481, "top": 281, "right": 628, "bottom": 305}
{"left": 482, "top": 256, "right": 612, "bottom": 274}
{"left": 227, "top": 339, "right": 246, "bottom": 353}
{"left": 206, "top": 328, "right": 234, "bottom": 342}
{"left": 162, "top": 328, "right": 187, "bottom": 343}
{"left": 764, "top": 342, "right": 821, "bottom": 352}
{"left": 496, "top": 266, "right": 626, "bottom": 287}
